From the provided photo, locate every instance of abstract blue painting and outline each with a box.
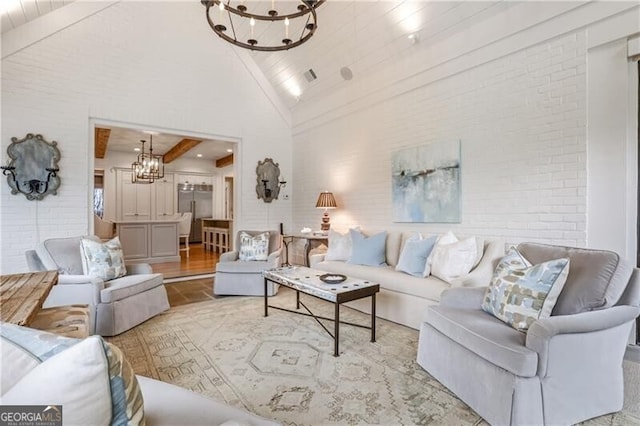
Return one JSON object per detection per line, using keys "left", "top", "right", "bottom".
{"left": 392, "top": 140, "right": 461, "bottom": 223}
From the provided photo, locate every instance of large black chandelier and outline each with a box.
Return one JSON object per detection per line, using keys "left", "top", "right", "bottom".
{"left": 201, "top": 0, "right": 325, "bottom": 52}
{"left": 131, "top": 134, "right": 164, "bottom": 184}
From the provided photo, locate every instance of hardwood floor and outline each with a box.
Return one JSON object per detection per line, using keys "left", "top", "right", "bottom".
{"left": 165, "top": 278, "right": 215, "bottom": 306}
{"left": 152, "top": 244, "right": 220, "bottom": 279}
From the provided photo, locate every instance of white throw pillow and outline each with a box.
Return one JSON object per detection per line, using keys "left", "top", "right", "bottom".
{"left": 424, "top": 231, "right": 457, "bottom": 277}
{"left": 80, "top": 236, "right": 127, "bottom": 281}
{"left": 239, "top": 232, "right": 270, "bottom": 261}
{"left": 429, "top": 234, "right": 478, "bottom": 283}
{"left": 0, "top": 336, "right": 112, "bottom": 426}
{"left": 325, "top": 229, "right": 354, "bottom": 261}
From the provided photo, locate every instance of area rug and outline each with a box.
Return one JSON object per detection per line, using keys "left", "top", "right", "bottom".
{"left": 108, "top": 288, "right": 640, "bottom": 425}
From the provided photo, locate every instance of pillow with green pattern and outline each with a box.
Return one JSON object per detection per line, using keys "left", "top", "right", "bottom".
{"left": 481, "top": 248, "right": 570, "bottom": 331}
{"left": 80, "top": 236, "right": 127, "bottom": 281}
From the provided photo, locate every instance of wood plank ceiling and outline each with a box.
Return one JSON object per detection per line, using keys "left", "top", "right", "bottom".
{"left": 4, "top": 1, "right": 509, "bottom": 116}
{"left": 1, "top": 0, "right": 74, "bottom": 34}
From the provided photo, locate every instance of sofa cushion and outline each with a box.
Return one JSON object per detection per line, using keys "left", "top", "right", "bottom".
{"left": 481, "top": 248, "right": 570, "bottom": 331}
{"left": 425, "top": 305, "right": 538, "bottom": 377}
{"left": 395, "top": 235, "right": 438, "bottom": 277}
{"left": 386, "top": 232, "right": 403, "bottom": 267}
{"left": 81, "top": 236, "right": 127, "bottom": 281}
{"left": 316, "top": 261, "right": 449, "bottom": 303}
{"left": 517, "top": 243, "right": 632, "bottom": 315}
{"left": 216, "top": 260, "right": 273, "bottom": 274}
{"left": 348, "top": 230, "right": 387, "bottom": 266}
{"left": 101, "top": 273, "right": 164, "bottom": 303}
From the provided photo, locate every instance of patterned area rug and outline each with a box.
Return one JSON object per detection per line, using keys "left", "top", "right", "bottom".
{"left": 108, "top": 288, "right": 640, "bottom": 425}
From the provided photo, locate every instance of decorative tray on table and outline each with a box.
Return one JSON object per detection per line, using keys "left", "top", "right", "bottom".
{"left": 319, "top": 273, "right": 347, "bottom": 284}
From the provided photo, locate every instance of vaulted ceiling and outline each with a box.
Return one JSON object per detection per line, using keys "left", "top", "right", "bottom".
{"left": 2, "top": 1, "right": 511, "bottom": 112}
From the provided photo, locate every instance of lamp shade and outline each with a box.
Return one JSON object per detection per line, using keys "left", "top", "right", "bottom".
{"left": 315, "top": 191, "right": 337, "bottom": 209}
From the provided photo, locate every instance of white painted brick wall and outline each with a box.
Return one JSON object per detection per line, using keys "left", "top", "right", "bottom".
{"left": 292, "top": 32, "right": 587, "bottom": 248}
{"left": 1, "top": 2, "right": 292, "bottom": 273}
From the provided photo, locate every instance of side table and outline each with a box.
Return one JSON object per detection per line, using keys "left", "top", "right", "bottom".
{"left": 283, "top": 234, "right": 328, "bottom": 266}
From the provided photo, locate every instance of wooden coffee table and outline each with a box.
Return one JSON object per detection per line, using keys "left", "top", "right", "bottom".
{"left": 0, "top": 270, "right": 58, "bottom": 326}
{"left": 263, "top": 266, "right": 380, "bottom": 357}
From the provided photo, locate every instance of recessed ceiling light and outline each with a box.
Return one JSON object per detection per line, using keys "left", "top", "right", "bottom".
{"left": 134, "top": 147, "right": 141, "bottom": 152}
{"left": 197, "top": 154, "right": 203, "bottom": 158}
{"left": 226, "top": 149, "right": 233, "bottom": 153}
{"left": 408, "top": 33, "right": 419, "bottom": 44}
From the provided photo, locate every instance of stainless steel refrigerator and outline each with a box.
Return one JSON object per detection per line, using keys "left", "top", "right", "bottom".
{"left": 177, "top": 184, "right": 213, "bottom": 243}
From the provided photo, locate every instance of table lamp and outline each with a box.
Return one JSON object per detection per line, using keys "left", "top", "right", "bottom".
{"left": 315, "top": 191, "right": 337, "bottom": 231}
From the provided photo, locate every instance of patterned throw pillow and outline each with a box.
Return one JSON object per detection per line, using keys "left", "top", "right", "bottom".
{"left": 239, "top": 231, "right": 270, "bottom": 261}
{"left": 481, "top": 248, "right": 570, "bottom": 331}
{"left": 0, "top": 324, "right": 145, "bottom": 425}
{"left": 80, "top": 236, "right": 127, "bottom": 281}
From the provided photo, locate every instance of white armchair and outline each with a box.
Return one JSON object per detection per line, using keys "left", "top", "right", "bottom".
{"left": 417, "top": 243, "right": 640, "bottom": 425}
{"left": 214, "top": 230, "right": 283, "bottom": 296}
{"left": 25, "top": 236, "right": 169, "bottom": 336}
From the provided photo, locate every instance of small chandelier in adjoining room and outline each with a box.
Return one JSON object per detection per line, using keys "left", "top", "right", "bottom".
{"left": 201, "top": 0, "right": 325, "bottom": 52}
{"left": 131, "top": 134, "right": 164, "bottom": 184}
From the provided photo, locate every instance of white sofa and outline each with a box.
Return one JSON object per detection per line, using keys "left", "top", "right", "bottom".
{"left": 310, "top": 232, "right": 504, "bottom": 329}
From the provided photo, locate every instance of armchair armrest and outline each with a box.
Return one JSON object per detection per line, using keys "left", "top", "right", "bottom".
{"left": 267, "top": 247, "right": 283, "bottom": 267}
{"left": 439, "top": 287, "right": 487, "bottom": 309}
{"left": 449, "top": 239, "right": 504, "bottom": 288}
{"left": 57, "top": 275, "right": 104, "bottom": 288}
{"left": 526, "top": 305, "right": 640, "bottom": 377}
{"left": 309, "top": 253, "right": 326, "bottom": 268}
{"left": 47, "top": 274, "right": 104, "bottom": 306}
{"left": 126, "top": 263, "right": 153, "bottom": 275}
{"left": 220, "top": 251, "right": 239, "bottom": 262}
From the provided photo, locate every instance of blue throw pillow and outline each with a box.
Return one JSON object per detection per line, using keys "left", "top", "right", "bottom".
{"left": 348, "top": 230, "right": 387, "bottom": 266}
{"left": 395, "top": 235, "right": 438, "bottom": 277}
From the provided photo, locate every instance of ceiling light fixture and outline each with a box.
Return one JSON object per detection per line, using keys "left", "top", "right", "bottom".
{"left": 197, "top": 154, "right": 203, "bottom": 158}
{"left": 226, "top": 148, "right": 233, "bottom": 153}
{"left": 131, "top": 134, "right": 164, "bottom": 184}
{"left": 201, "top": 0, "right": 325, "bottom": 52}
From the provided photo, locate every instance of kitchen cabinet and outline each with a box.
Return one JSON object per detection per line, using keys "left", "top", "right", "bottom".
{"left": 118, "top": 171, "right": 151, "bottom": 220}
{"left": 154, "top": 175, "right": 175, "bottom": 219}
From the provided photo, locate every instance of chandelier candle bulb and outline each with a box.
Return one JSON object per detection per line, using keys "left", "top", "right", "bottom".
{"left": 285, "top": 17, "right": 289, "bottom": 37}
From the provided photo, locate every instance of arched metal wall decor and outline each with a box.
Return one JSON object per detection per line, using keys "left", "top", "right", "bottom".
{"left": 255, "top": 158, "right": 286, "bottom": 203}
{"left": 1, "top": 133, "right": 61, "bottom": 200}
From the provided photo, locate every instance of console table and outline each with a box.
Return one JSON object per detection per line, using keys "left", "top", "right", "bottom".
{"left": 283, "top": 234, "right": 328, "bottom": 266}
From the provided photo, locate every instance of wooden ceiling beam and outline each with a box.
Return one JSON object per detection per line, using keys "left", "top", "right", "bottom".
{"left": 216, "top": 154, "right": 234, "bottom": 168}
{"left": 94, "top": 128, "right": 111, "bottom": 159}
{"left": 163, "top": 138, "right": 202, "bottom": 163}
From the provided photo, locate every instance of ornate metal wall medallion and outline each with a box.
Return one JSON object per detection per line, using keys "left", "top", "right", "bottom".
{"left": 1, "top": 133, "right": 61, "bottom": 200}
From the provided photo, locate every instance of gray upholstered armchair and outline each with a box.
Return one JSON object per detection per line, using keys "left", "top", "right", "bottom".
{"left": 214, "top": 230, "right": 283, "bottom": 296}
{"left": 417, "top": 242, "right": 640, "bottom": 425}
{"left": 25, "top": 236, "right": 169, "bottom": 336}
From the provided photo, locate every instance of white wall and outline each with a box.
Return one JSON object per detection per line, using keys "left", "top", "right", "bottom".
{"left": 0, "top": 2, "right": 292, "bottom": 273}
{"left": 292, "top": 3, "right": 640, "bottom": 261}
